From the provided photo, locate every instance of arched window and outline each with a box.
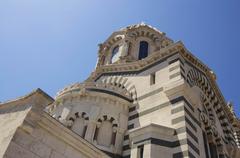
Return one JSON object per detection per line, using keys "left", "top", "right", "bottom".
{"left": 138, "top": 41, "right": 149, "bottom": 60}
{"left": 111, "top": 45, "right": 120, "bottom": 63}
{"left": 72, "top": 118, "right": 85, "bottom": 136}
{"left": 97, "top": 121, "right": 113, "bottom": 147}
{"left": 69, "top": 112, "right": 88, "bottom": 138}
{"left": 93, "top": 116, "right": 118, "bottom": 147}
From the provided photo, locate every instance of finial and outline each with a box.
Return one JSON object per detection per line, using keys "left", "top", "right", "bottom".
{"left": 210, "top": 70, "right": 217, "bottom": 80}
{"left": 227, "top": 101, "right": 234, "bottom": 113}
{"left": 140, "top": 21, "right": 146, "bottom": 25}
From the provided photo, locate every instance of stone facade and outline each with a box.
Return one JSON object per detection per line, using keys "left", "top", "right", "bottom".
{"left": 1, "top": 23, "right": 240, "bottom": 158}
{"left": 0, "top": 89, "right": 110, "bottom": 158}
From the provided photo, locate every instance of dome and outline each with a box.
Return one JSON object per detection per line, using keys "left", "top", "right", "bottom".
{"left": 96, "top": 23, "right": 173, "bottom": 67}
{"left": 48, "top": 76, "right": 137, "bottom": 155}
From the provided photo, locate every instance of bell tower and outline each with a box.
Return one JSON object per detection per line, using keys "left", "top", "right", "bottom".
{"left": 96, "top": 23, "right": 173, "bottom": 67}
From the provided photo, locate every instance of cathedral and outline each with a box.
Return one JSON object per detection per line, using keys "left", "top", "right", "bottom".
{"left": 1, "top": 23, "right": 240, "bottom": 158}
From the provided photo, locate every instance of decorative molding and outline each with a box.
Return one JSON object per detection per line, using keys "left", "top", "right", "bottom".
{"left": 187, "top": 68, "right": 236, "bottom": 145}
{"left": 39, "top": 112, "right": 111, "bottom": 158}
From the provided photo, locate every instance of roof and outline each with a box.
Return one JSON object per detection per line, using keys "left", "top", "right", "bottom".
{"left": 0, "top": 88, "right": 54, "bottom": 107}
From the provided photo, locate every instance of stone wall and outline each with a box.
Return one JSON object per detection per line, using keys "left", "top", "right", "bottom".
{"left": 0, "top": 103, "right": 31, "bottom": 158}
{"left": 4, "top": 127, "right": 87, "bottom": 158}
{"left": 0, "top": 89, "right": 110, "bottom": 158}
{"left": 3, "top": 111, "right": 110, "bottom": 158}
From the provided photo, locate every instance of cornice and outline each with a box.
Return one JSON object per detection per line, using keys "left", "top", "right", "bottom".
{"left": 56, "top": 82, "right": 132, "bottom": 102}
{"left": 49, "top": 83, "right": 131, "bottom": 115}
{"left": 55, "top": 91, "right": 129, "bottom": 108}
{"left": 129, "top": 123, "right": 176, "bottom": 138}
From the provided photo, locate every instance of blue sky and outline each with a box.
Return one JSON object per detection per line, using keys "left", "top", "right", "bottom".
{"left": 0, "top": 0, "right": 239, "bottom": 116}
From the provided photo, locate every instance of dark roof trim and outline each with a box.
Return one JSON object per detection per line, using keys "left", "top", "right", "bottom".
{"left": 87, "top": 88, "right": 133, "bottom": 102}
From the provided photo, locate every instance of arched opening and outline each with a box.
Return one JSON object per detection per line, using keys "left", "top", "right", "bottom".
{"left": 71, "top": 118, "right": 85, "bottom": 136}
{"left": 97, "top": 121, "right": 113, "bottom": 147}
{"left": 69, "top": 112, "right": 88, "bottom": 138}
{"left": 111, "top": 45, "right": 120, "bottom": 63}
{"left": 138, "top": 41, "right": 149, "bottom": 60}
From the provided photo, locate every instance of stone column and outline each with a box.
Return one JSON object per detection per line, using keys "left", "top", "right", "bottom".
{"left": 120, "top": 40, "right": 129, "bottom": 57}
{"left": 115, "top": 128, "right": 125, "bottom": 154}
{"left": 143, "top": 144, "right": 151, "bottom": 158}
{"left": 85, "top": 106, "right": 100, "bottom": 142}
{"left": 130, "top": 147, "right": 138, "bottom": 158}
{"left": 96, "top": 43, "right": 103, "bottom": 68}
